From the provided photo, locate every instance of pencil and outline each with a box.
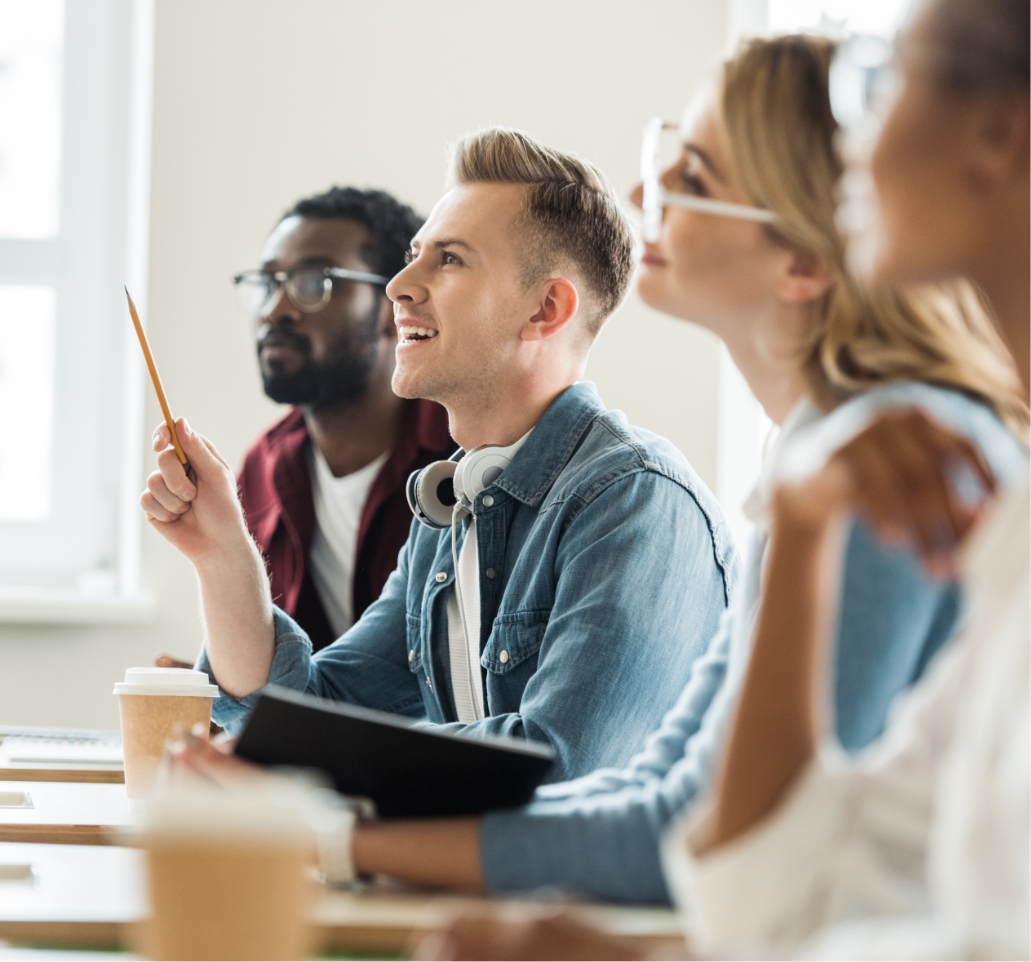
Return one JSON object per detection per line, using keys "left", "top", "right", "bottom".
{"left": 124, "top": 287, "right": 188, "bottom": 466}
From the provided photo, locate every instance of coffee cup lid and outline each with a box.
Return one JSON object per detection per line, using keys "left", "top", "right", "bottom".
{"left": 113, "top": 667, "right": 218, "bottom": 698}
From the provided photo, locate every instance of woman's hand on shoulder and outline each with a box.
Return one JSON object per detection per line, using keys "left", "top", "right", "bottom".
{"left": 772, "top": 408, "right": 995, "bottom": 579}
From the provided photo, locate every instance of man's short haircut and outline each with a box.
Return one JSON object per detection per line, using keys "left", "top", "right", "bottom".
{"left": 448, "top": 127, "right": 635, "bottom": 340}
{"left": 284, "top": 186, "right": 424, "bottom": 283}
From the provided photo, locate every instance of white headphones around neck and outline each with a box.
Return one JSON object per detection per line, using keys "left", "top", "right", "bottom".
{"left": 406, "top": 437, "right": 526, "bottom": 529}
{"left": 407, "top": 431, "right": 532, "bottom": 720}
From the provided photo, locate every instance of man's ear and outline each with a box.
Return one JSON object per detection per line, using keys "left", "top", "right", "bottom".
{"left": 522, "top": 277, "right": 580, "bottom": 341}
{"left": 776, "top": 249, "right": 835, "bottom": 305}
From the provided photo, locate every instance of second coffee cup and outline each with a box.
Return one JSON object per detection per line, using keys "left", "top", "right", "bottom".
{"left": 114, "top": 667, "right": 218, "bottom": 798}
{"left": 140, "top": 783, "right": 317, "bottom": 961}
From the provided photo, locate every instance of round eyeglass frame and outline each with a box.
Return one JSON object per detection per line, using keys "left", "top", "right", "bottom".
{"left": 232, "top": 266, "right": 391, "bottom": 316}
{"left": 639, "top": 116, "right": 776, "bottom": 243}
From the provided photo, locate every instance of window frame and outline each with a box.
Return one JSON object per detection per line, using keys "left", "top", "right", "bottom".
{"left": 0, "top": 0, "right": 155, "bottom": 623}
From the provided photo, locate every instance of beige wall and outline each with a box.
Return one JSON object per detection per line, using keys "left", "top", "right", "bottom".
{"left": 0, "top": 0, "right": 727, "bottom": 728}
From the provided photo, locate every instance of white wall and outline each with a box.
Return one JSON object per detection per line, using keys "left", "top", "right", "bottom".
{"left": 0, "top": 0, "right": 728, "bottom": 729}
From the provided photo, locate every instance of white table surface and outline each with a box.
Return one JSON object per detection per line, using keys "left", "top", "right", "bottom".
{"left": 0, "top": 783, "right": 131, "bottom": 829}
{"left": 0, "top": 843, "right": 145, "bottom": 924}
{"left": 0, "top": 840, "right": 682, "bottom": 953}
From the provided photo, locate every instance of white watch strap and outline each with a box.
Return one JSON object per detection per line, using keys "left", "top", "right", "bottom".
{"left": 313, "top": 806, "right": 357, "bottom": 885}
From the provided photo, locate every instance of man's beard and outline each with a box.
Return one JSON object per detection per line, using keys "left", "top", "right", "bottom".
{"left": 259, "top": 308, "right": 382, "bottom": 410}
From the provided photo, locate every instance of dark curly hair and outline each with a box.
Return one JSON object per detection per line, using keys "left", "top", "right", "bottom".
{"left": 283, "top": 186, "right": 424, "bottom": 283}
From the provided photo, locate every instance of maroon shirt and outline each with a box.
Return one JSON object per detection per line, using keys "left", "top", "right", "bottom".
{"left": 237, "top": 400, "right": 453, "bottom": 652}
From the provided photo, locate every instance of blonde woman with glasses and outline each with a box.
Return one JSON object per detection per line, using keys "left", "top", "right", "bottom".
{"left": 664, "top": 0, "right": 1030, "bottom": 958}
{"left": 177, "top": 33, "right": 1027, "bottom": 940}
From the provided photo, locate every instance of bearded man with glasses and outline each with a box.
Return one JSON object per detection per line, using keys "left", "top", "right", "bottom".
{"left": 161, "top": 188, "right": 452, "bottom": 665}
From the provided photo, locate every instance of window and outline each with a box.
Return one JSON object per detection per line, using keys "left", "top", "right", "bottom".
{"left": 0, "top": 2, "right": 62, "bottom": 524}
{"left": 767, "top": 0, "right": 909, "bottom": 35}
{"left": 0, "top": 0, "right": 154, "bottom": 622}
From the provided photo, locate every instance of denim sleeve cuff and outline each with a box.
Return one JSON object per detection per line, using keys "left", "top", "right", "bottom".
{"left": 480, "top": 801, "right": 671, "bottom": 904}
{"left": 480, "top": 806, "right": 571, "bottom": 896}
{"left": 194, "top": 606, "right": 315, "bottom": 735}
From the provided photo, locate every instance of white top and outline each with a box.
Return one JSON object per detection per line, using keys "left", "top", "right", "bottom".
{"left": 664, "top": 476, "right": 1030, "bottom": 960}
{"left": 444, "top": 428, "right": 534, "bottom": 723}
{"left": 308, "top": 446, "right": 389, "bottom": 637}
{"left": 447, "top": 517, "right": 484, "bottom": 722}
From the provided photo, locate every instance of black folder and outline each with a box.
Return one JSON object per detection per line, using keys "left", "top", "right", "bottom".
{"left": 234, "top": 686, "right": 555, "bottom": 819}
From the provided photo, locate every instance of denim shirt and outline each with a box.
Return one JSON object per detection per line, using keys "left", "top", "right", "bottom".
{"left": 479, "top": 382, "right": 1028, "bottom": 904}
{"left": 199, "top": 382, "right": 738, "bottom": 782}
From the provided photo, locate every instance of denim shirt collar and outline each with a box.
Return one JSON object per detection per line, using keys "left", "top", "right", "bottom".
{"left": 485, "top": 381, "right": 605, "bottom": 507}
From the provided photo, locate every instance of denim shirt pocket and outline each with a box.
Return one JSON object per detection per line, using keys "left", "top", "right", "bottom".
{"left": 481, "top": 610, "right": 550, "bottom": 675}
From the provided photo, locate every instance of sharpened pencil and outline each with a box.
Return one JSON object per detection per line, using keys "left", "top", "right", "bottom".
{"left": 124, "top": 287, "right": 188, "bottom": 465}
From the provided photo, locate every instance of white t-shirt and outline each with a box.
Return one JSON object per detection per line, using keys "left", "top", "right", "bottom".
{"left": 444, "top": 427, "right": 534, "bottom": 723}
{"left": 447, "top": 517, "right": 484, "bottom": 722}
{"left": 307, "top": 446, "right": 389, "bottom": 638}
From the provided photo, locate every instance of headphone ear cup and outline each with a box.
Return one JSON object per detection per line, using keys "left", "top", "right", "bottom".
{"left": 456, "top": 447, "right": 513, "bottom": 503}
{"left": 406, "top": 461, "right": 459, "bottom": 529}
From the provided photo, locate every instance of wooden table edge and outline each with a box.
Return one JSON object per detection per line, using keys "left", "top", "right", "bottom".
{"left": 0, "top": 767, "right": 124, "bottom": 784}
{"left": 0, "top": 919, "right": 685, "bottom": 956}
{"left": 0, "top": 920, "right": 129, "bottom": 950}
{"left": 316, "top": 921, "right": 681, "bottom": 955}
{"left": 0, "top": 824, "right": 118, "bottom": 846}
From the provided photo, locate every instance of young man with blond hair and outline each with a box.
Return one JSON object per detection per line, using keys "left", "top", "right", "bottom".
{"left": 143, "top": 127, "right": 736, "bottom": 782}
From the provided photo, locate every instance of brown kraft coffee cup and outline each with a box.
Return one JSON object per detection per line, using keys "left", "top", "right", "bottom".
{"left": 114, "top": 668, "right": 218, "bottom": 798}
{"left": 140, "top": 784, "right": 316, "bottom": 960}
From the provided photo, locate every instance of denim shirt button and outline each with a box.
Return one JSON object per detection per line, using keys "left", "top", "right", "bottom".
{"left": 499, "top": 649, "right": 509, "bottom": 664}
{"left": 482, "top": 495, "right": 495, "bottom": 508}
{"left": 435, "top": 572, "right": 447, "bottom": 583}
{"left": 485, "top": 567, "right": 496, "bottom": 579}
{"left": 426, "top": 677, "right": 432, "bottom": 688}
{"left": 408, "top": 649, "right": 415, "bottom": 663}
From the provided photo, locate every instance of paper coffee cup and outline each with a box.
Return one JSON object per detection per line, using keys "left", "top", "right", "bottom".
{"left": 114, "top": 668, "right": 218, "bottom": 799}
{"left": 140, "top": 783, "right": 316, "bottom": 961}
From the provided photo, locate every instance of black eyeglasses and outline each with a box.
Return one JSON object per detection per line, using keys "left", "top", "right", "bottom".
{"left": 232, "top": 266, "right": 391, "bottom": 316}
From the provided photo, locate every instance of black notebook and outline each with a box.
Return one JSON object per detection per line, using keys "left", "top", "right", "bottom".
{"left": 234, "top": 686, "right": 555, "bottom": 819}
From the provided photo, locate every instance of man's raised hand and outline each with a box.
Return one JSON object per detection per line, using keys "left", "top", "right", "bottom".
{"left": 142, "top": 418, "right": 275, "bottom": 698}
{"left": 141, "top": 418, "right": 251, "bottom": 567}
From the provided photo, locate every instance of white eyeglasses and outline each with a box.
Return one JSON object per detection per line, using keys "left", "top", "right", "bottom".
{"left": 639, "top": 116, "right": 776, "bottom": 242}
